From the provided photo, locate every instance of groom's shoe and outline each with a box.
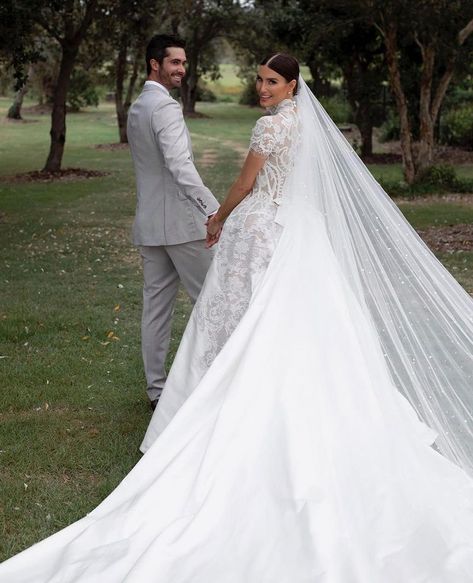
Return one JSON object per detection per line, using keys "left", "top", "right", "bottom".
{"left": 150, "top": 398, "right": 159, "bottom": 411}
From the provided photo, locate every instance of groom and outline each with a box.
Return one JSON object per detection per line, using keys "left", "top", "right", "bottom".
{"left": 127, "top": 34, "right": 219, "bottom": 410}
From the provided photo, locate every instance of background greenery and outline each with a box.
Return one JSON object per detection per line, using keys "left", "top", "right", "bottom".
{"left": 1, "top": 66, "right": 473, "bottom": 562}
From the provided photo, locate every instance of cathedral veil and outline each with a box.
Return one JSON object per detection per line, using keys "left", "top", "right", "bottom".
{"left": 284, "top": 77, "right": 473, "bottom": 474}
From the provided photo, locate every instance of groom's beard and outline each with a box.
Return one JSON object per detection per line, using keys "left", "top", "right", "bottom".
{"left": 158, "top": 70, "right": 185, "bottom": 91}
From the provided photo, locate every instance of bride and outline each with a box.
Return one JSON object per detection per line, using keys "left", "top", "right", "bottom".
{"left": 2, "top": 53, "right": 473, "bottom": 582}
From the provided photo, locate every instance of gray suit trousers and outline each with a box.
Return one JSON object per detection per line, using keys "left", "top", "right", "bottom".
{"left": 140, "top": 240, "right": 213, "bottom": 401}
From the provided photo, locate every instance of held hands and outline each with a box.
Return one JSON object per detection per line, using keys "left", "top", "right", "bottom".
{"left": 205, "top": 214, "right": 224, "bottom": 248}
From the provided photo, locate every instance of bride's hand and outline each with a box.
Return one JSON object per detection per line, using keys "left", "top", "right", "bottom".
{"left": 206, "top": 215, "right": 223, "bottom": 248}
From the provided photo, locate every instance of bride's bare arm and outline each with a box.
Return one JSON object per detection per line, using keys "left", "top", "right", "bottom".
{"left": 206, "top": 151, "right": 266, "bottom": 247}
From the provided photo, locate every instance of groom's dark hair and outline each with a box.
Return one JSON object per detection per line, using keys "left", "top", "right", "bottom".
{"left": 146, "top": 34, "right": 186, "bottom": 75}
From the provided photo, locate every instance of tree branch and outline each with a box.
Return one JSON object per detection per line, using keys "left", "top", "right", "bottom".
{"left": 431, "top": 16, "right": 473, "bottom": 120}
{"left": 419, "top": 42, "right": 435, "bottom": 121}
{"left": 414, "top": 32, "right": 424, "bottom": 54}
{"left": 458, "top": 17, "right": 473, "bottom": 45}
{"left": 125, "top": 52, "right": 140, "bottom": 108}
{"left": 64, "top": 0, "right": 75, "bottom": 41}
{"left": 38, "top": 19, "right": 62, "bottom": 44}
{"left": 73, "top": 0, "right": 99, "bottom": 45}
{"left": 430, "top": 60, "right": 455, "bottom": 121}
{"left": 383, "top": 20, "right": 416, "bottom": 181}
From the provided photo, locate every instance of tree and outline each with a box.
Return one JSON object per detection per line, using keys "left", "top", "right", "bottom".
{"left": 173, "top": 0, "right": 245, "bottom": 115}
{"left": 35, "top": 0, "right": 104, "bottom": 172}
{"left": 1, "top": 0, "right": 109, "bottom": 170}
{"left": 231, "top": 0, "right": 297, "bottom": 106}
{"left": 108, "top": 0, "right": 160, "bottom": 143}
{"left": 270, "top": 0, "right": 387, "bottom": 157}
{"left": 0, "top": 1, "right": 43, "bottom": 90}
{"left": 6, "top": 75, "right": 29, "bottom": 119}
{"left": 365, "top": 0, "right": 473, "bottom": 183}
{"left": 309, "top": 2, "right": 387, "bottom": 157}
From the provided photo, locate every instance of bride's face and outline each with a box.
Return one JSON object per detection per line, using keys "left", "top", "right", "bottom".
{"left": 256, "top": 65, "right": 295, "bottom": 109}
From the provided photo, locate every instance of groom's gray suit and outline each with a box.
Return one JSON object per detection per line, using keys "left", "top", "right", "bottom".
{"left": 127, "top": 81, "right": 219, "bottom": 402}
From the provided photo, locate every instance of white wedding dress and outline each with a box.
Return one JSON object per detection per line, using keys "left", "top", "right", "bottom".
{"left": 2, "top": 85, "right": 473, "bottom": 583}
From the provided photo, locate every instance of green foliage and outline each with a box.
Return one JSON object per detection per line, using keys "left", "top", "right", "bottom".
{"left": 440, "top": 105, "right": 473, "bottom": 150}
{"left": 173, "top": 0, "right": 246, "bottom": 112}
{"left": 418, "top": 164, "right": 459, "bottom": 188}
{"left": 1, "top": 99, "right": 473, "bottom": 558}
{"left": 195, "top": 82, "right": 217, "bottom": 103}
{"left": 67, "top": 69, "right": 100, "bottom": 112}
{"left": 239, "top": 79, "right": 259, "bottom": 106}
{"left": 319, "top": 94, "right": 352, "bottom": 124}
{"left": 443, "top": 77, "right": 473, "bottom": 110}
{"left": 379, "top": 164, "right": 473, "bottom": 197}
{"left": 203, "top": 63, "right": 243, "bottom": 102}
{"left": 380, "top": 111, "right": 401, "bottom": 142}
{"left": 0, "top": 0, "right": 44, "bottom": 89}
{"left": 412, "top": 165, "right": 473, "bottom": 195}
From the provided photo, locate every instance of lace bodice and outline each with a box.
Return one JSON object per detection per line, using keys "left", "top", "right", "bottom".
{"left": 249, "top": 99, "right": 299, "bottom": 205}
{"left": 190, "top": 99, "right": 300, "bottom": 373}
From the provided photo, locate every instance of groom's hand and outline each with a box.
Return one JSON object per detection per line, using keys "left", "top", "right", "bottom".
{"left": 205, "top": 214, "right": 223, "bottom": 248}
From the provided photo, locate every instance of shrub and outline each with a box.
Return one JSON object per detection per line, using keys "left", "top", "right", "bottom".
{"left": 67, "top": 69, "right": 99, "bottom": 112}
{"left": 196, "top": 83, "right": 216, "bottom": 103}
{"left": 440, "top": 105, "right": 473, "bottom": 150}
{"left": 380, "top": 164, "right": 473, "bottom": 198}
{"left": 218, "top": 95, "right": 238, "bottom": 103}
{"left": 239, "top": 80, "right": 259, "bottom": 106}
{"left": 379, "top": 111, "right": 400, "bottom": 142}
{"left": 417, "top": 164, "right": 459, "bottom": 188}
{"left": 318, "top": 95, "right": 351, "bottom": 125}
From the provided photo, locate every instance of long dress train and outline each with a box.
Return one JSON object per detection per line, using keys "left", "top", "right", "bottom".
{"left": 2, "top": 98, "right": 473, "bottom": 583}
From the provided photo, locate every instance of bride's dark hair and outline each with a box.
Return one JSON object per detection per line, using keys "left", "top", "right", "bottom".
{"left": 260, "top": 53, "right": 300, "bottom": 94}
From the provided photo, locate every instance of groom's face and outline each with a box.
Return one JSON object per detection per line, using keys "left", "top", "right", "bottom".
{"left": 152, "top": 47, "right": 187, "bottom": 90}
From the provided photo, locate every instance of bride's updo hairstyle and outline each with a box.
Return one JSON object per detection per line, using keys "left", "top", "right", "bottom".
{"left": 260, "top": 53, "right": 300, "bottom": 95}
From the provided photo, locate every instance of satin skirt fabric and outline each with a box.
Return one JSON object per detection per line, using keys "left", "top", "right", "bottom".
{"left": 2, "top": 210, "right": 473, "bottom": 582}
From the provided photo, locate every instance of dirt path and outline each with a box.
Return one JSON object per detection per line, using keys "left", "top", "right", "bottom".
{"left": 191, "top": 133, "right": 248, "bottom": 166}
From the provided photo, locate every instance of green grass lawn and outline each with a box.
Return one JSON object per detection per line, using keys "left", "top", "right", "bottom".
{"left": 0, "top": 99, "right": 472, "bottom": 561}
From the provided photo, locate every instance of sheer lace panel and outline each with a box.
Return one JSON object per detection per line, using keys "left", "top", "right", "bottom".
{"left": 249, "top": 117, "right": 278, "bottom": 158}
{"left": 191, "top": 99, "right": 299, "bottom": 373}
{"left": 250, "top": 100, "right": 299, "bottom": 205}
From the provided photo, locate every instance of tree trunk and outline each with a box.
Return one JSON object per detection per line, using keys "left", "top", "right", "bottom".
{"left": 7, "top": 84, "right": 28, "bottom": 120}
{"left": 344, "top": 62, "right": 374, "bottom": 158}
{"left": 43, "top": 45, "right": 79, "bottom": 172}
{"left": 414, "top": 18, "right": 473, "bottom": 177}
{"left": 415, "top": 42, "right": 435, "bottom": 179}
{"left": 359, "top": 118, "right": 374, "bottom": 158}
{"left": 126, "top": 54, "right": 139, "bottom": 108}
{"left": 117, "top": 51, "right": 140, "bottom": 143}
{"left": 383, "top": 24, "right": 416, "bottom": 184}
{"left": 181, "top": 57, "right": 199, "bottom": 115}
{"left": 115, "top": 41, "right": 128, "bottom": 143}
{"left": 351, "top": 103, "right": 374, "bottom": 158}
{"left": 307, "top": 58, "right": 332, "bottom": 97}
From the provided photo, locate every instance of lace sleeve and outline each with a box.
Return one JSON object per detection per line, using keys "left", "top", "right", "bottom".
{"left": 249, "top": 116, "right": 277, "bottom": 158}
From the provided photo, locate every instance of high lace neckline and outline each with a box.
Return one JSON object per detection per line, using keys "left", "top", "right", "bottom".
{"left": 267, "top": 98, "right": 295, "bottom": 115}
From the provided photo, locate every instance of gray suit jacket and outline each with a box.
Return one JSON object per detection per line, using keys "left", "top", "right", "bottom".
{"left": 127, "top": 83, "right": 219, "bottom": 246}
